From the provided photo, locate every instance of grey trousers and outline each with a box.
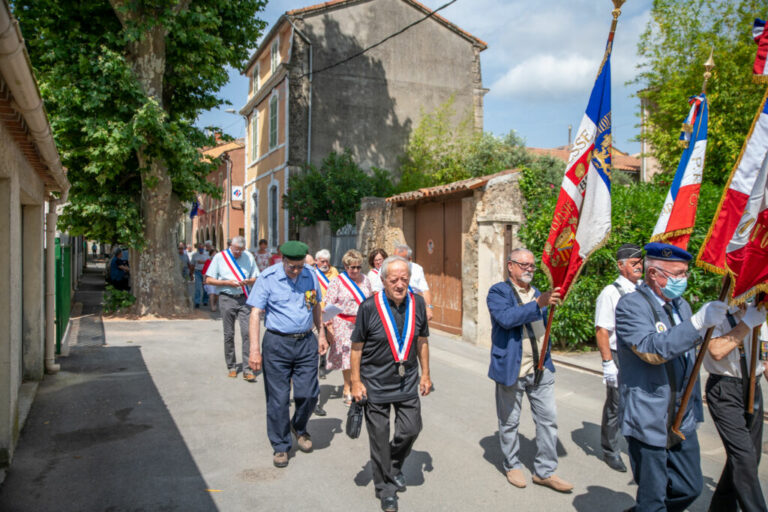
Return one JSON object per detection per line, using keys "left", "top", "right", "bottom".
{"left": 496, "top": 368, "right": 558, "bottom": 478}
{"left": 219, "top": 293, "right": 251, "bottom": 375}
{"left": 601, "top": 349, "right": 621, "bottom": 458}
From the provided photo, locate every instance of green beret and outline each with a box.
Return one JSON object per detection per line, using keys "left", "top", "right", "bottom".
{"left": 280, "top": 240, "right": 309, "bottom": 260}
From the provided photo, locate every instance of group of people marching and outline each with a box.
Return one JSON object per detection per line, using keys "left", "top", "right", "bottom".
{"left": 201, "top": 235, "right": 767, "bottom": 512}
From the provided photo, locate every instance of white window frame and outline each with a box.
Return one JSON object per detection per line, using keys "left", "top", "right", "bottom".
{"left": 252, "top": 62, "right": 260, "bottom": 94}
{"left": 250, "top": 190, "right": 259, "bottom": 248}
{"left": 269, "top": 95, "right": 279, "bottom": 150}
{"left": 270, "top": 38, "right": 279, "bottom": 73}
{"left": 250, "top": 113, "right": 259, "bottom": 163}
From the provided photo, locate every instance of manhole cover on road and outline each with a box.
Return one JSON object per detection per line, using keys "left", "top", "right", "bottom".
{"left": 238, "top": 468, "right": 281, "bottom": 482}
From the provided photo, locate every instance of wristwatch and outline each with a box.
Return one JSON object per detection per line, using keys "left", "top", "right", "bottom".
{"left": 427, "top": 304, "right": 434, "bottom": 309}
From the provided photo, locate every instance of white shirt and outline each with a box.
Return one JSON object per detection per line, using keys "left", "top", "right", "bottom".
{"left": 190, "top": 250, "right": 209, "bottom": 271}
{"left": 368, "top": 269, "right": 383, "bottom": 293}
{"left": 409, "top": 262, "right": 429, "bottom": 293}
{"left": 205, "top": 250, "right": 259, "bottom": 296}
{"left": 703, "top": 312, "right": 762, "bottom": 379}
{"left": 594, "top": 275, "right": 641, "bottom": 351}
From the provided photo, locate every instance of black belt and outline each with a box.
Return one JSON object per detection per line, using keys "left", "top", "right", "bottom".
{"left": 220, "top": 291, "right": 244, "bottom": 298}
{"left": 266, "top": 329, "right": 312, "bottom": 339}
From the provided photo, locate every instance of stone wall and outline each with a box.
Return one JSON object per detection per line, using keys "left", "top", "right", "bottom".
{"left": 298, "top": 220, "right": 332, "bottom": 256}
{"left": 355, "top": 197, "right": 406, "bottom": 270}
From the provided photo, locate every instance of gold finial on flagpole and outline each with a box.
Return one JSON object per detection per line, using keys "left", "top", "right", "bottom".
{"left": 702, "top": 47, "right": 715, "bottom": 93}
{"left": 610, "top": 0, "right": 627, "bottom": 31}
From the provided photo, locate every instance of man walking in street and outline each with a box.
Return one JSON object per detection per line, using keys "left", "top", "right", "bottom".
{"left": 392, "top": 244, "right": 433, "bottom": 321}
{"left": 247, "top": 241, "right": 328, "bottom": 468}
{"left": 191, "top": 242, "right": 209, "bottom": 308}
{"left": 594, "top": 243, "right": 643, "bottom": 472}
{"left": 615, "top": 242, "right": 728, "bottom": 511}
{"left": 178, "top": 242, "right": 192, "bottom": 281}
{"left": 205, "top": 236, "right": 259, "bottom": 381}
{"left": 486, "top": 248, "right": 572, "bottom": 493}
{"left": 351, "top": 255, "right": 431, "bottom": 512}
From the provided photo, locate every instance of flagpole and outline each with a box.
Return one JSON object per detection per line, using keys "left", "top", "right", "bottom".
{"left": 536, "top": 0, "right": 624, "bottom": 372}
{"left": 747, "top": 292, "right": 764, "bottom": 414}
{"left": 670, "top": 274, "right": 732, "bottom": 442}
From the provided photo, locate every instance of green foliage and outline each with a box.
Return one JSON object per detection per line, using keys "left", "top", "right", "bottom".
{"left": 103, "top": 285, "right": 136, "bottom": 313}
{"left": 518, "top": 164, "right": 725, "bottom": 348}
{"left": 635, "top": 0, "right": 766, "bottom": 185}
{"left": 398, "top": 98, "right": 533, "bottom": 191}
{"left": 284, "top": 150, "right": 395, "bottom": 232}
{"left": 15, "top": 0, "right": 267, "bottom": 245}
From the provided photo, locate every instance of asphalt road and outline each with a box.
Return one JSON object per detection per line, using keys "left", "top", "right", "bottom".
{"left": 1, "top": 317, "right": 766, "bottom": 511}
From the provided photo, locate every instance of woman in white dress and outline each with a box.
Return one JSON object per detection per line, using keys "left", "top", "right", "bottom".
{"left": 366, "top": 248, "right": 387, "bottom": 293}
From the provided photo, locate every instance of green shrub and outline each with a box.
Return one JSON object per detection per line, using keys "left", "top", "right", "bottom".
{"left": 103, "top": 285, "right": 136, "bottom": 313}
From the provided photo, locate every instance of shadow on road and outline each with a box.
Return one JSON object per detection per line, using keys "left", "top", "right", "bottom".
{"left": 572, "top": 485, "right": 635, "bottom": 511}
{"left": 353, "top": 449, "right": 434, "bottom": 488}
{"left": 479, "top": 431, "right": 567, "bottom": 476}
{"left": 570, "top": 420, "right": 628, "bottom": 459}
{"left": 0, "top": 345, "right": 219, "bottom": 511}
{"left": 306, "top": 417, "right": 343, "bottom": 450}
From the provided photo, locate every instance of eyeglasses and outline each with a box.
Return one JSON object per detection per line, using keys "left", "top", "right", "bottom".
{"left": 510, "top": 260, "right": 536, "bottom": 271}
{"left": 651, "top": 266, "right": 689, "bottom": 279}
{"left": 284, "top": 262, "right": 303, "bottom": 271}
{"left": 347, "top": 265, "right": 362, "bottom": 270}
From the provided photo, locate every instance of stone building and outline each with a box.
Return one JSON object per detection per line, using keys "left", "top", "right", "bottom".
{"left": 356, "top": 169, "right": 524, "bottom": 346}
{"left": 0, "top": 2, "right": 69, "bottom": 470}
{"left": 238, "top": 0, "right": 488, "bottom": 251}
{"left": 191, "top": 138, "right": 246, "bottom": 249}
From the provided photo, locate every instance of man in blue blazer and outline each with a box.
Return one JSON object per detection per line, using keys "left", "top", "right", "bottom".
{"left": 486, "top": 247, "right": 572, "bottom": 493}
{"left": 615, "top": 242, "right": 728, "bottom": 512}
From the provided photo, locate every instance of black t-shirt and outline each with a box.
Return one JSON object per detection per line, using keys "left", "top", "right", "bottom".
{"left": 351, "top": 292, "right": 429, "bottom": 403}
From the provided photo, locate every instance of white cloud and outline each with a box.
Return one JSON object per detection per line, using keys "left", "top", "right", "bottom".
{"left": 490, "top": 53, "right": 600, "bottom": 99}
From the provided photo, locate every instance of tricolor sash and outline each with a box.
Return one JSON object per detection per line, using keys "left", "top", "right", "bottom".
{"left": 316, "top": 267, "right": 330, "bottom": 294}
{"left": 374, "top": 291, "right": 416, "bottom": 364}
{"left": 338, "top": 271, "right": 366, "bottom": 305}
{"left": 371, "top": 268, "right": 379, "bottom": 275}
{"left": 222, "top": 249, "right": 250, "bottom": 297}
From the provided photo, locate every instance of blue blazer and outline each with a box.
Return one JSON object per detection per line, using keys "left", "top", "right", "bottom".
{"left": 487, "top": 281, "right": 554, "bottom": 387}
{"left": 615, "top": 283, "right": 704, "bottom": 448}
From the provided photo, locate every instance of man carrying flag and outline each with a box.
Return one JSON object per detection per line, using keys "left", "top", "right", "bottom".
{"left": 205, "top": 236, "right": 260, "bottom": 381}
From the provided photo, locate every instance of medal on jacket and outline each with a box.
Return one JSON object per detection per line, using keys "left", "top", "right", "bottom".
{"left": 374, "top": 291, "right": 415, "bottom": 378}
{"left": 338, "top": 271, "right": 367, "bottom": 305}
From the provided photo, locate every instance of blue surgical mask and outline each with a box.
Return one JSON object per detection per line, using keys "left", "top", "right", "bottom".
{"left": 661, "top": 276, "right": 687, "bottom": 299}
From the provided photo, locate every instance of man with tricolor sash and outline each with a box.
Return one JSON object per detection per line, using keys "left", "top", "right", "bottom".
{"left": 314, "top": 248, "right": 339, "bottom": 304}
{"left": 205, "top": 236, "right": 260, "bottom": 381}
{"left": 350, "top": 255, "right": 431, "bottom": 512}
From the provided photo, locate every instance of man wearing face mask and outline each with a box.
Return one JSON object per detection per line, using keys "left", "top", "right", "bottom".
{"left": 486, "top": 248, "right": 572, "bottom": 493}
{"left": 594, "top": 243, "right": 643, "bottom": 473}
{"left": 615, "top": 242, "right": 728, "bottom": 512}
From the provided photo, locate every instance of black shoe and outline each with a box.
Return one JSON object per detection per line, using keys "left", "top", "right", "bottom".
{"left": 194, "top": 304, "right": 200, "bottom": 309}
{"left": 393, "top": 472, "right": 406, "bottom": 492}
{"left": 380, "top": 496, "right": 398, "bottom": 512}
{"left": 604, "top": 454, "right": 627, "bottom": 472}
{"left": 314, "top": 404, "right": 327, "bottom": 417}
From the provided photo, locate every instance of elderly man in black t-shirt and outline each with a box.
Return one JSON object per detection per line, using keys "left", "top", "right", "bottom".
{"left": 351, "top": 255, "right": 432, "bottom": 512}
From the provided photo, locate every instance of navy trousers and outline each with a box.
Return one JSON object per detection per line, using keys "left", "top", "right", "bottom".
{"left": 262, "top": 330, "right": 320, "bottom": 453}
{"left": 627, "top": 431, "right": 702, "bottom": 512}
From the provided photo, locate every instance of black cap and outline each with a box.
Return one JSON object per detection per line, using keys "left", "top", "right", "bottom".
{"left": 616, "top": 243, "right": 642, "bottom": 260}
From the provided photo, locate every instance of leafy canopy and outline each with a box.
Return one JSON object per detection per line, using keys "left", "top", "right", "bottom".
{"left": 635, "top": 0, "right": 765, "bottom": 184}
{"left": 14, "top": 0, "right": 267, "bottom": 245}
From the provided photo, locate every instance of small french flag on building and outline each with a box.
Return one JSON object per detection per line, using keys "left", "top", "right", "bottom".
{"left": 753, "top": 18, "right": 768, "bottom": 82}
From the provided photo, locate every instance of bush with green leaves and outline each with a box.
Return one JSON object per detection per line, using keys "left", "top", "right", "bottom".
{"left": 518, "top": 163, "right": 725, "bottom": 348}
{"left": 284, "top": 150, "right": 395, "bottom": 232}
{"left": 103, "top": 285, "right": 137, "bottom": 314}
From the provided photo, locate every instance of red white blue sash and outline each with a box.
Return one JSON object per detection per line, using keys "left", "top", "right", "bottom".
{"left": 316, "top": 267, "right": 330, "bottom": 294}
{"left": 222, "top": 249, "right": 249, "bottom": 297}
{"left": 374, "top": 291, "right": 416, "bottom": 363}
{"left": 371, "top": 268, "right": 379, "bottom": 275}
{"left": 338, "top": 271, "right": 367, "bottom": 305}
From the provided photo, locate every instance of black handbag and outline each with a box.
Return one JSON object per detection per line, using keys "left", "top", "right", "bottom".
{"left": 346, "top": 397, "right": 367, "bottom": 439}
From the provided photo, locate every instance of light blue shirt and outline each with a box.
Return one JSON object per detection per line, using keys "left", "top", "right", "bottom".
{"left": 246, "top": 263, "right": 321, "bottom": 334}
{"left": 205, "top": 250, "right": 259, "bottom": 296}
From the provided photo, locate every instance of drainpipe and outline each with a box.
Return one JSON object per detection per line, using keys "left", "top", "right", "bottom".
{"left": 45, "top": 195, "right": 61, "bottom": 374}
{"left": 225, "top": 153, "right": 231, "bottom": 240}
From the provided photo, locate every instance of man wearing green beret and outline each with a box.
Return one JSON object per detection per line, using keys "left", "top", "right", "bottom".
{"left": 247, "top": 240, "right": 328, "bottom": 468}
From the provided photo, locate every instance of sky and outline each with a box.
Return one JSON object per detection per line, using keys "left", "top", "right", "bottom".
{"left": 196, "top": 0, "right": 652, "bottom": 155}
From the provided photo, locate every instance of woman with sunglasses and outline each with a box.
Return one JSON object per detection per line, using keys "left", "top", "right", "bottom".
{"left": 324, "top": 249, "right": 372, "bottom": 405}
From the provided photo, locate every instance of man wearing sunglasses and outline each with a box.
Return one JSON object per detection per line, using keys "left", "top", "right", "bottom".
{"left": 615, "top": 242, "right": 728, "bottom": 512}
{"left": 247, "top": 240, "right": 328, "bottom": 469}
{"left": 486, "top": 247, "right": 572, "bottom": 493}
{"left": 594, "top": 243, "right": 643, "bottom": 473}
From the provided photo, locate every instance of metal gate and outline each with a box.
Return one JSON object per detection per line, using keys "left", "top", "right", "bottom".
{"left": 331, "top": 223, "right": 358, "bottom": 268}
{"left": 414, "top": 199, "right": 462, "bottom": 334}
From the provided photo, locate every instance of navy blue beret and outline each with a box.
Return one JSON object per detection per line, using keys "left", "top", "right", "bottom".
{"left": 643, "top": 242, "right": 692, "bottom": 262}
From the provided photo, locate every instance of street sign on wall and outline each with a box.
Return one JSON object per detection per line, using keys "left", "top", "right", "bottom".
{"left": 231, "top": 186, "right": 243, "bottom": 201}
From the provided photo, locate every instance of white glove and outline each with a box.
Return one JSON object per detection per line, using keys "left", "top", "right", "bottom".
{"left": 690, "top": 300, "right": 728, "bottom": 331}
{"left": 602, "top": 359, "right": 618, "bottom": 388}
{"left": 741, "top": 305, "right": 766, "bottom": 329}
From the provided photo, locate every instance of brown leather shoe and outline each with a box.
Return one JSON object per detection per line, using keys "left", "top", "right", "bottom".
{"left": 506, "top": 469, "right": 527, "bottom": 488}
{"left": 293, "top": 429, "right": 313, "bottom": 453}
{"left": 228, "top": 370, "right": 237, "bottom": 378}
{"left": 532, "top": 474, "right": 574, "bottom": 493}
{"left": 244, "top": 373, "right": 256, "bottom": 382}
{"left": 273, "top": 452, "right": 288, "bottom": 468}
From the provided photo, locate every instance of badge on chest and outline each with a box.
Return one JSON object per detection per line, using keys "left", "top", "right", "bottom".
{"left": 305, "top": 290, "right": 318, "bottom": 311}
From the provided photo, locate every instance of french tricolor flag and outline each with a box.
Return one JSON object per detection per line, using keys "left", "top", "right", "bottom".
{"left": 651, "top": 94, "right": 708, "bottom": 249}
{"left": 753, "top": 19, "right": 768, "bottom": 82}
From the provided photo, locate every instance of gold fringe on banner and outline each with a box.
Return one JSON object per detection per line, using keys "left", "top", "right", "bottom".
{"left": 753, "top": 74, "right": 768, "bottom": 84}
{"left": 649, "top": 227, "right": 693, "bottom": 243}
{"left": 731, "top": 282, "right": 768, "bottom": 306}
{"left": 681, "top": 123, "right": 693, "bottom": 133}
{"left": 678, "top": 140, "right": 690, "bottom": 149}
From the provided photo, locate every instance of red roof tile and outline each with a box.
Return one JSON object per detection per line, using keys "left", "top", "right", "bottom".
{"left": 386, "top": 169, "right": 517, "bottom": 203}
{"left": 527, "top": 147, "right": 640, "bottom": 172}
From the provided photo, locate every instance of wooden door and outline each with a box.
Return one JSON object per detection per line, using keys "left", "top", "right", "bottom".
{"left": 414, "top": 199, "right": 462, "bottom": 334}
